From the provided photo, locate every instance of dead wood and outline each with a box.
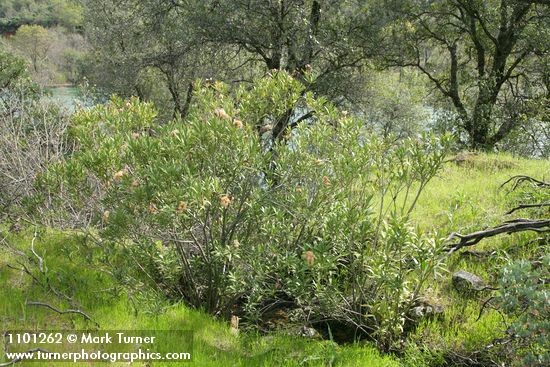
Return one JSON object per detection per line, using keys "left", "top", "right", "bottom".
{"left": 446, "top": 174, "right": 549, "bottom": 252}
{"left": 505, "top": 203, "right": 550, "bottom": 215}
{"left": 447, "top": 219, "right": 550, "bottom": 252}
{"left": 500, "top": 175, "right": 550, "bottom": 191}
{"left": 26, "top": 301, "right": 99, "bottom": 327}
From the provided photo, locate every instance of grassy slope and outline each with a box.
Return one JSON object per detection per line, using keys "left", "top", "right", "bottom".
{"left": 414, "top": 153, "right": 548, "bottom": 233}
{"left": 1, "top": 153, "right": 548, "bottom": 366}
{"left": 405, "top": 153, "right": 549, "bottom": 366}
{"left": 0, "top": 235, "right": 398, "bottom": 366}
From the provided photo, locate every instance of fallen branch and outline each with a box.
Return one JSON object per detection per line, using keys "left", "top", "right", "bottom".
{"left": 3, "top": 232, "right": 72, "bottom": 304}
{"left": 26, "top": 301, "right": 99, "bottom": 327}
{"left": 447, "top": 219, "right": 550, "bottom": 252}
{"left": 476, "top": 296, "right": 496, "bottom": 321}
{"left": 0, "top": 232, "right": 25, "bottom": 258}
{"left": 6, "top": 263, "right": 42, "bottom": 285}
{"left": 505, "top": 203, "right": 550, "bottom": 215}
{"left": 0, "top": 348, "right": 49, "bottom": 367}
{"left": 500, "top": 175, "right": 550, "bottom": 191}
{"left": 29, "top": 227, "right": 44, "bottom": 273}
{"left": 459, "top": 250, "right": 496, "bottom": 258}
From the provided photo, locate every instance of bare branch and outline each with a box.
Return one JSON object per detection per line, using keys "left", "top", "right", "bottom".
{"left": 26, "top": 301, "right": 99, "bottom": 327}
{"left": 506, "top": 203, "right": 550, "bottom": 215}
{"left": 29, "top": 227, "right": 43, "bottom": 273}
{"left": 499, "top": 175, "right": 550, "bottom": 190}
{"left": 447, "top": 219, "right": 550, "bottom": 252}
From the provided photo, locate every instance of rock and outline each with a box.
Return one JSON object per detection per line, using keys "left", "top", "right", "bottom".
{"left": 297, "top": 326, "right": 321, "bottom": 339}
{"left": 452, "top": 270, "right": 486, "bottom": 291}
{"left": 451, "top": 151, "right": 478, "bottom": 166}
{"left": 411, "top": 304, "right": 444, "bottom": 319}
{"left": 410, "top": 300, "right": 444, "bottom": 321}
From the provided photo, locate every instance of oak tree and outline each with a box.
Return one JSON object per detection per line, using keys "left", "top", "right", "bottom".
{"left": 381, "top": 0, "right": 549, "bottom": 149}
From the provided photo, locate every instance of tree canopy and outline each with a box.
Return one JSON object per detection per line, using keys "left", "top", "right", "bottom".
{"left": 380, "top": 0, "right": 550, "bottom": 149}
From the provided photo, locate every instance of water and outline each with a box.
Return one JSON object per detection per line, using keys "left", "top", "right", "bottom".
{"left": 45, "top": 86, "right": 83, "bottom": 113}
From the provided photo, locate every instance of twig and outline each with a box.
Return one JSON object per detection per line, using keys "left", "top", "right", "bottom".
{"left": 499, "top": 175, "right": 550, "bottom": 191}
{"left": 506, "top": 203, "right": 550, "bottom": 215}
{"left": 29, "top": 227, "right": 44, "bottom": 273}
{"left": 0, "top": 233, "right": 25, "bottom": 258}
{"left": 476, "top": 296, "right": 495, "bottom": 321}
{"left": 26, "top": 301, "right": 99, "bottom": 327}
{"left": 459, "top": 250, "right": 496, "bottom": 258}
{"left": 13, "top": 262, "right": 44, "bottom": 286}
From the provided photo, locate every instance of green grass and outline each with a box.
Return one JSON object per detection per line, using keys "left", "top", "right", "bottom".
{"left": 1, "top": 152, "right": 548, "bottom": 366}
{"left": 0, "top": 230, "right": 400, "bottom": 366}
{"left": 413, "top": 152, "right": 549, "bottom": 233}
{"left": 403, "top": 153, "right": 549, "bottom": 363}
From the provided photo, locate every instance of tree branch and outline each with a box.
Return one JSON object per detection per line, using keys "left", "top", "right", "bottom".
{"left": 26, "top": 301, "right": 99, "bottom": 327}
{"left": 506, "top": 203, "right": 550, "bottom": 215}
{"left": 446, "top": 219, "right": 550, "bottom": 252}
{"left": 499, "top": 175, "right": 550, "bottom": 190}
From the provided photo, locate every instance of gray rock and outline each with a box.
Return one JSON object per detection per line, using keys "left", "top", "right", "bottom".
{"left": 297, "top": 326, "right": 321, "bottom": 339}
{"left": 452, "top": 270, "right": 486, "bottom": 291}
{"left": 410, "top": 302, "right": 444, "bottom": 320}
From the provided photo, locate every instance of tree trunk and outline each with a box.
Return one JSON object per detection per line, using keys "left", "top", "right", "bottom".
{"left": 180, "top": 82, "right": 194, "bottom": 120}
{"left": 167, "top": 82, "right": 182, "bottom": 119}
{"left": 470, "top": 86, "right": 495, "bottom": 150}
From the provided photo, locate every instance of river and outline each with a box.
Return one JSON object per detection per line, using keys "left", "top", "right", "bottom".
{"left": 45, "top": 86, "right": 84, "bottom": 113}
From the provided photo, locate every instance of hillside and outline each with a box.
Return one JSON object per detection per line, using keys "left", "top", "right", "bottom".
{"left": 1, "top": 1, "right": 548, "bottom": 363}
{"left": 2, "top": 153, "right": 547, "bottom": 366}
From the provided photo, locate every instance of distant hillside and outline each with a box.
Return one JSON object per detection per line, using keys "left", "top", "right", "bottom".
{"left": 0, "top": 0, "right": 82, "bottom": 34}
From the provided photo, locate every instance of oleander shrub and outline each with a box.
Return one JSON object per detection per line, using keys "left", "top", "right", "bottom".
{"left": 43, "top": 71, "right": 452, "bottom": 349}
